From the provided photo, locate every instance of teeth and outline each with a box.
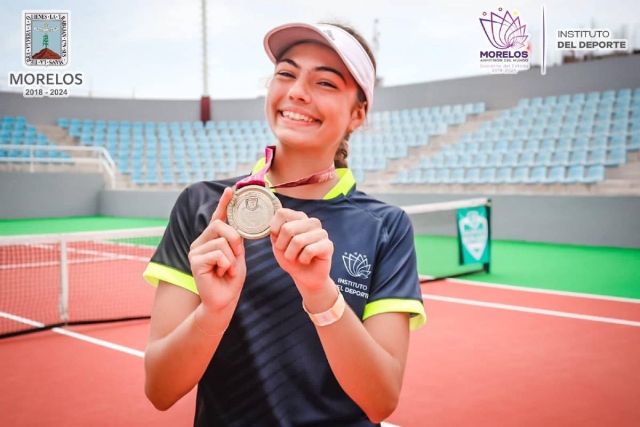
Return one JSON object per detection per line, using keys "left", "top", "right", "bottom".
{"left": 282, "top": 111, "right": 315, "bottom": 122}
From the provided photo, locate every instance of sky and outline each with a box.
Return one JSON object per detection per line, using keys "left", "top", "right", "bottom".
{"left": 1, "top": 0, "right": 639, "bottom": 100}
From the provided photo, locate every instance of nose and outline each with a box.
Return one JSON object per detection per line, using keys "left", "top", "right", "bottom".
{"left": 287, "top": 75, "right": 311, "bottom": 104}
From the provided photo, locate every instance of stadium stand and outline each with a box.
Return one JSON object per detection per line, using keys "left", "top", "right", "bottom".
{"left": 392, "top": 88, "right": 640, "bottom": 193}
{"left": 1, "top": 88, "right": 639, "bottom": 194}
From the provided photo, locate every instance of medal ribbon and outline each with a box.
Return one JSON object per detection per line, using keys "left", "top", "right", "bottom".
{"left": 235, "top": 145, "right": 336, "bottom": 190}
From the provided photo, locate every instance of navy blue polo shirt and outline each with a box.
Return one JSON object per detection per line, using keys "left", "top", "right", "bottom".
{"left": 144, "top": 166, "right": 426, "bottom": 427}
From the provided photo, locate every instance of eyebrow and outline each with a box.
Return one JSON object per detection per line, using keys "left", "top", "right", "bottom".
{"left": 278, "top": 58, "right": 346, "bottom": 83}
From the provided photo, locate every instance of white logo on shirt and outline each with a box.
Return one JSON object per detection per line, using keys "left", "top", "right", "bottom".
{"left": 342, "top": 252, "right": 371, "bottom": 279}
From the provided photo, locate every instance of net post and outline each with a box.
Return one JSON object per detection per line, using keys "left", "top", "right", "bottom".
{"left": 59, "top": 240, "right": 70, "bottom": 324}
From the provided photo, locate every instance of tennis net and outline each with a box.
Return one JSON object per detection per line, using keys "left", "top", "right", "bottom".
{"left": 0, "top": 227, "right": 165, "bottom": 338}
{"left": 401, "top": 197, "right": 492, "bottom": 282}
{"left": 0, "top": 197, "right": 491, "bottom": 338}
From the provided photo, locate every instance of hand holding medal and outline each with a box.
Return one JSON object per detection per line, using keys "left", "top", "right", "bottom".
{"left": 227, "top": 145, "right": 335, "bottom": 240}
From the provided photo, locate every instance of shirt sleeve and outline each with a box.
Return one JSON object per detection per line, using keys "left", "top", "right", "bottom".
{"left": 362, "top": 209, "right": 426, "bottom": 330}
{"left": 142, "top": 187, "right": 199, "bottom": 294}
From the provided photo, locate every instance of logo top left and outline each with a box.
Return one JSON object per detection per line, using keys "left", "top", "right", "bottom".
{"left": 24, "top": 11, "right": 69, "bottom": 67}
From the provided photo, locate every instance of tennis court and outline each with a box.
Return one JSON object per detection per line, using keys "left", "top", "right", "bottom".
{"left": 1, "top": 216, "right": 639, "bottom": 426}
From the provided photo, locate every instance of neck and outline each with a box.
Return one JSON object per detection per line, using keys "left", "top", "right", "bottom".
{"left": 267, "top": 143, "right": 340, "bottom": 200}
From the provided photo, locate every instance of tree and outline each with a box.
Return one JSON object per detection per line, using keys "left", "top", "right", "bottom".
{"left": 43, "top": 34, "right": 49, "bottom": 49}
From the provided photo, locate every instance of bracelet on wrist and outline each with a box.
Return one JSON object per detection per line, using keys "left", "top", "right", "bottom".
{"left": 302, "top": 285, "right": 346, "bottom": 327}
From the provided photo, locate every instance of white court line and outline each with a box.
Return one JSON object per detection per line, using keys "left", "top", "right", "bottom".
{"left": 446, "top": 278, "right": 640, "bottom": 304}
{"left": 423, "top": 294, "right": 640, "bottom": 327}
{"left": 0, "top": 311, "right": 145, "bottom": 357}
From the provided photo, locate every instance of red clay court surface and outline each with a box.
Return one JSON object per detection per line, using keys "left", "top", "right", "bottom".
{"left": 1, "top": 279, "right": 640, "bottom": 426}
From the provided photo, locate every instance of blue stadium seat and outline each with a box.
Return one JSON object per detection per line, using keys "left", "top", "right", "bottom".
{"left": 592, "top": 136, "right": 608, "bottom": 149}
{"left": 536, "top": 151, "right": 552, "bottom": 166}
{"left": 587, "top": 91, "right": 600, "bottom": 102}
{"left": 495, "top": 167, "right": 512, "bottom": 183}
{"left": 570, "top": 150, "right": 587, "bottom": 165}
{"left": 566, "top": 166, "right": 585, "bottom": 183}
{"left": 618, "top": 88, "right": 632, "bottom": 99}
{"left": 502, "top": 152, "right": 519, "bottom": 167}
{"left": 557, "top": 138, "right": 573, "bottom": 151}
{"left": 451, "top": 168, "right": 465, "bottom": 184}
{"left": 459, "top": 153, "right": 474, "bottom": 167}
{"left": 436, "top": 168, "right": 451, "bottom": 184}
{"left": 588, "top": 149, "right": 606, "bottom": 165}
{"left": 524, "top": 139, "right": 540, "bottom": 152}
{"left": 494, "top": 141, "right": 508, "bottom": 152}
{"left": 560, "top": 125, "right": 576, "bottom": 137}
{"left": 551, "top": 151, "right": 569, "bottom": 166}
{"left": 612, "top": 120, "right": 629, "bottom": 134}
{"left": 558, "top": 95, "right": 571, "bottom": 105}
{"left": 422, "top": 169, "right": 437, "bottom": 184}
{"left": 518, "top": 98, "right": 530, "bottom": 108}
{"left": 474, "top": 152, "right": 488, "bottom": 167}
{"left": 444, "top": 154, "right": 459, "bottom": 168}
{"left": 606, "top": 148, "right": 627, "bottom": 166}
{"left": 609, "top": 134, "right": 627, "bottom": 148}
{"left": 544, "top": 95, "right": 557, "bottom": 105}
{"left": 548, "top": 166, "right": 566, "bottom": 183}
{"left": 430, "top": 153, "right": 444, "bottom": 168}
{"left": 574, "top": 137, "right": 590, "bottom": 151}
{"left": 541, "top": 138, "right": 556, "bottom": 151}
{"left": 472, "top": 102, "right": 486, "bottom": 114}
{"left": 528, "top": 166, "right": 547, "bottom": 184}
{"left": 487, "top": 152, "right": 503, "bottom": 167}
{"left": 584, "top": 165, "right": 605, "bottom": 183}
{"left": 519, "top": 152, "right": 535, "bottom": 167}
{"left": 577, "top": 123, "right": 593, "bottom": 136}
{"left": 478, "top": 168, "right": 496, "bottom": 184}
{"left": 572, "top": 93, "right": 586, "bottom": 103}
{"left": 510, "top": 167, "right": 529, "bottom": 184}
{"left": 480, "top": 141, "right": 493, "bottom": 152}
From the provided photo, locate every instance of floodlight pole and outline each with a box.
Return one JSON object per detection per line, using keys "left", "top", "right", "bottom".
{"left": 200, "top": 0, "right": 211, "bottom": 122}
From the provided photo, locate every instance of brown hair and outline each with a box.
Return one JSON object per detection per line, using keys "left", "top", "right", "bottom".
{"left": 320, "top": 22, "right": 377, "bottom": 168}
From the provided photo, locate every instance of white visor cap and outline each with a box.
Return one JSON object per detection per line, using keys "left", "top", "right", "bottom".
{"left": 264, "top": 23, "right": 375, "bottom": 111}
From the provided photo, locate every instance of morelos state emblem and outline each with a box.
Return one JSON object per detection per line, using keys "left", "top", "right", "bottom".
{"left": 479, "top": 8, "right": 528, "bottom": 50}
{"left": 458, "top": 211, "right": 489, "bottom": 261}
{"left": 342, "top": 252, "right": 371, "bottom": 279}
{"left": 24, "top": 11, "right": 69, "bottom": 67}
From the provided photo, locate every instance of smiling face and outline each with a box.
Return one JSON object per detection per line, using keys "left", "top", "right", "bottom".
{"left": 265, "top": 42, "right": 366, "bottom": 155}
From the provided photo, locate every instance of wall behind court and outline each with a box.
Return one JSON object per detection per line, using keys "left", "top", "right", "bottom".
{"left": 0, "top": 172, "right": 102, "bottom": 219}
{"left": 1, "top": 173, "right": 638, "bottom": 248}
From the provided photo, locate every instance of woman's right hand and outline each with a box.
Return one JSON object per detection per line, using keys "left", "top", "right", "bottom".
{"left": 188, "top": 188, "right": 246, "bottom": 314}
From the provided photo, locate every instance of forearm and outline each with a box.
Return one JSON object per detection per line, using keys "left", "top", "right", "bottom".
{"left": 301, "top": 281, "right": 405, "bottom": 422}
{"left": 144, "top": 303, "right": 234, "bottom": 410}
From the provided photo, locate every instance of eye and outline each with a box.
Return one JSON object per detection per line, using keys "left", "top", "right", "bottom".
{"left": 319, "top": 81, "right": 337, "bottom": 89}
{"left": 277, "top": 71, "right": 295, "bottom": 78}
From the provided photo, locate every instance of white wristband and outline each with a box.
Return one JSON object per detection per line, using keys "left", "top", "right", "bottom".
{"left": 302, "top": 286, "right": 346, "bottom": 327}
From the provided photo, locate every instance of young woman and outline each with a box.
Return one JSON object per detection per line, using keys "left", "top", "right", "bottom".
{"left": 143, "top": 22, "right": 426, "bottom": 427}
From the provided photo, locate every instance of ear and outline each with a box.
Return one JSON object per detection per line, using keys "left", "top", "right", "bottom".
{"left": 348, "top": 101, "right": 367, "bottom": 132}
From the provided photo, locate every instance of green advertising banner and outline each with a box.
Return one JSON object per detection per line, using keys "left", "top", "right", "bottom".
{"left": 456, "top": 206, "right": 491, "bottom": 265}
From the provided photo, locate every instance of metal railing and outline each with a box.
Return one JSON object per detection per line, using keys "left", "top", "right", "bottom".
{"left": 0, "top": 144, "right": 117, "bottom": 189}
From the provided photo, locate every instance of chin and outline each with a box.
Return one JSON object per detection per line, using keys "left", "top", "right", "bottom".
{"left": 273, "top": 128, "right": 319, "bottom": 148}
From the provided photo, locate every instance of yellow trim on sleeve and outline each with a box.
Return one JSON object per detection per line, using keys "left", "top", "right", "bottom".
{"left": 143, "top": 262, "right": 199, "bottom": 295}
{"left": 362, "top": 298, "right": 427, "bottom": 330}
{"left": 250, "top": 159, "right": 355, "bottom": 200}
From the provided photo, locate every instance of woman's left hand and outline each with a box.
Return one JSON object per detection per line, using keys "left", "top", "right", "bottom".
{"left": 270, "top": 208, "right": 333, "bottom": 293}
